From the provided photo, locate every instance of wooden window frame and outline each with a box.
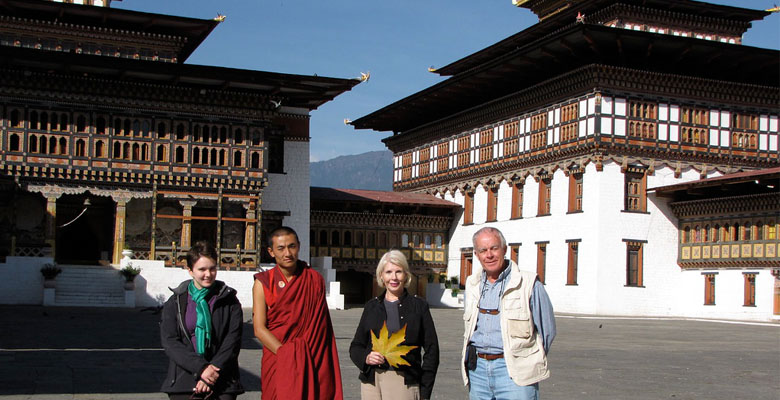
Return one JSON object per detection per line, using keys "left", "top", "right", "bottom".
{"left": 536, "top": 242, "right": 548, "bottom": 284}
{"left": 464, "top": 191, "right": 474, "bottom": 225}
{"left": 567, "top": 240, "right": 580, "bottom": 285}
{"left": 486, "top": 186, "right": 498, "bottom": 222}
{"left": 509, "top": 243, "right": 521, "bottom": 265}
{"left": 704, "top": 273, "right": 716, "bottom": 305}
{"left": 624, "top": 170, "right": 647, "bottom": 212}
{"left": 568, "top": 172, "right": 583, "bottom": 213}
{"left": 460, "top": 251, "right": 473, "bottom": 287}
{"left": 625, "top": 240, "right": 644, "bottom": 287}
{"left": 744, "top": 273, "right": 756, "bottom": 307}
{"left": 511, "top": 183, "right": 523, "bottom": 219}
{"left": 537, "top": 177, "right": 551, "bottom": 216}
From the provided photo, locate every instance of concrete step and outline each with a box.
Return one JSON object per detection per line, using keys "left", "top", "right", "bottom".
{"left": 53, "top": 265, "right": 128, "bottom": 307}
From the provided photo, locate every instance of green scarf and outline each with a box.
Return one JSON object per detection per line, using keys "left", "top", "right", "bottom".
{"left": 188, "top": 281, "right": 212, "bottom": 356}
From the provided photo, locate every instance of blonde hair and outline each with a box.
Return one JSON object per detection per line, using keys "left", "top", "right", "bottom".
{"left": 375, "top": 250, "right": 412, "bottom": 288}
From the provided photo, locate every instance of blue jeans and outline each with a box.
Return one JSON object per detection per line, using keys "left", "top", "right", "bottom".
{"left": 468, "top": 357, "right": 539, "bottom": 400}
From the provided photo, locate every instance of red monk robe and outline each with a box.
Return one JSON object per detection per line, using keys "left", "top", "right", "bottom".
{"left": 254, "top": 262, "right": 343, "bottom": 400}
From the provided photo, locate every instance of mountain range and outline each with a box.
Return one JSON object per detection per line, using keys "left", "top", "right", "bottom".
{"left": 310, "top": 150, "right": 393, "bottom": 191}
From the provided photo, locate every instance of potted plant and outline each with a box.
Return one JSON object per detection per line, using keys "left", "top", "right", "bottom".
{"left": 119, "top": 264, "right": 141, "bottom": 290}
{"left": 40, "top": 263, "right": 61, "bottom": 288}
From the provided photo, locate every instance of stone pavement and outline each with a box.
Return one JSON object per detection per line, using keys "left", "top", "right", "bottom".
{"left": 0, "top": 305, "right": 778, "bottom": 399}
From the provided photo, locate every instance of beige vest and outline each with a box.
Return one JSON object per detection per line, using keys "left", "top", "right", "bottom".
{"left": 461, "top": 260, "right": 550, "bottom": 387}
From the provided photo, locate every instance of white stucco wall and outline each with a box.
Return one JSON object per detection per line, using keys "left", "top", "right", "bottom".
{"left": 445, "top": 161, "right": 776, "bottom": 321}
{"left": 0, "top": 256, "right": 51, "bottom": 304}
{"left": 263, "top": 140, "right": 311, "bottom": 263}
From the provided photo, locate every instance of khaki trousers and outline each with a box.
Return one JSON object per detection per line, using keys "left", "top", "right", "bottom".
{"left": 360, "top": 369, "right": 420, "bottom": 400}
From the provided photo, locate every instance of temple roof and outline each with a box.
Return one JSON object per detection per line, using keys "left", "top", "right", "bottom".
{"left": 311, "top": 187, "right": 459, "bottom": 208}
{"left": 0, "top": 0, "right": 220, "bottom": 62}
{"left": 651, "top": 167, "right": 780, "bottom": 199}
{"left": 438, "top": 0, "right": 769, "bottom": 76}
{"left": 352, "top": 23, "right": 778, "bottom": 134}
{"left": 0, "top": 45, "right": 360, "bottom": 110}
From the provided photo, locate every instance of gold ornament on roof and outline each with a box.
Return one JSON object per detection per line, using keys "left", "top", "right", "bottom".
{"left": 214, "top": 14, "right": 226, "bottom": 22}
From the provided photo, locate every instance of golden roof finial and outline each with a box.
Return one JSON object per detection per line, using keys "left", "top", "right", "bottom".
{"left": 766, "top": 5, "right": 780, "bottom": 13}
{"left": 427, "top": 66, "right": 438, "bottom": 73}
{"left": 214, "top": 14, "right": 226, "bottom": 22}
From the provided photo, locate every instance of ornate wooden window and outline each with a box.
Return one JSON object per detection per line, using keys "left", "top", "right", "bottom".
{"left": 157, "top": 122, "right": 167, "bottom": 139}
{"left": 766, "top": 221, "right": 777, "bottom": 240}
{"left": 732, "top": 113, "right": 758, "bottom": 130}
{"left": 457, "top": 136, "right": 470, "bottom": 168}
{"left": 30, "top": 111, "right": 39, "bottom": 130}
{"left": 624, "top": 169, "right": 646, "bottom": 212}
{"left": 379, "top": 232, "right": 387, "bottom": 248}
{"left": 331, "top": 231, "right": 340, "bottom": 246}
{"left": 537, "top": 177, "right": 551, "bottom": 216}
{"left": 531, "top": 131, "right": 547, "bottom": 150}
{"left": 561, "top": 103, "right": 578, "bottom": 123}
{"left": 629, "top": 101, "right": 657, "bottom": 119}
{"left": 75, "top": 139, "right": 86, "bottom": 157}
{"left": 486, "top": 186, "right": 498, "bottom": 222}
{"left": 560, "top": 123, "right": 578, "bottom": 142}
{"left": 732, "top": 132, "right": 757, "bottom": 149}
{"left": 625, "top": 240, "right": 644, "bottom": 287}
{"left": 464, "top": 191, "right": 474, "bottom": 225}
{"left": 234, "top": 128, "right": 244, "bottom": 144}
{"left": 704, "top": 273, "right": 716, "bottom": 305}
{"left": 531, "top": 113, "right": 547, "bottom": 131}
{"left": 479, "top": 129, "right": 493, "bottom": 163}
{"left": 536, "top": 242, "right": 547, "bottom": 284}
{"left": 511, "top": 183, "right": 523, "bottom": 219}
{"left": 10, "top": 109, "right": 21, "bottom": 127}
{"left": 233, "top": 150, "right": 242, "bottom": 167}
{"left": 503, "top": 121, "right": 519, "bottom": 155}
{"left": 8, "top": 134, "right": 20, "bottom": 152}
{"left": 568, "top": 172, "right": 583, "bottom": 213}
{"left": 567, "top": 240, "right": 580, "bottom": 285}
{"left": 29, "top": 135, "right": 37, "bottom": 152}
{"left": 95, "top": 140, "right": 106, "bottom": 158}
{"left": 713, "top": 224, "right": 720, "bottom": 242}
{"left": 436, "top": 142, "right": 449, "bottom": 171}
{"left": 435, "top": 235, "right": 443, "bottom": 248}
{"left": 744, "top": 273, "right": 756, "bottom": 307}
{"left": 176, "top": 146, "right": 186, "bottom": 163}
{"left": 419, "top": 148, "right": 430, "bottom": 177}
{"left": 157, "top": 145, "right": 167, "bottom": 162}
{"left": 681, "top": 106, "right": 708, "bottom": 125}
{"left": 401, "top": 233, "right": 409, "bottom": 248}
{"left": 172, "top": 123, "right": 183, "bottom": 140}
{"left": 251, "top": 152, "right": 261, "bottom": 169}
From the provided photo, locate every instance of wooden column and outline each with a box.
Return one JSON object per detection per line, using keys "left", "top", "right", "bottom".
{"left": 216, "top": 188, "right": 223, "bottom": 264}
{"left": 44, "top": 194, "right": 59, "bottom": 258}
{"left": 150, "top": 181, "right": 158, "bottom": 260}
{"left": 179, "top": 200, "right": 197, "bottom": 249}
{"left": 244, "top": 200, "right": 257, "bottom": 251}
{"left": 112, "top": 199, "right": 127, "bottom": 264}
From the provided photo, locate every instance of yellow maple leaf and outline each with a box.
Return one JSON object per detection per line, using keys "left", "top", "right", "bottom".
{"left": 370, "top": 322, "right": 419, "bottom": 368}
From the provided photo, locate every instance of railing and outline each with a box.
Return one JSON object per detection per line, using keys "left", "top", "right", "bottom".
{"left": 679, "top": 239, "right": 779, "bottom": 267}
{"left": 139, "top": 246, "right": 259, "bottom": 270}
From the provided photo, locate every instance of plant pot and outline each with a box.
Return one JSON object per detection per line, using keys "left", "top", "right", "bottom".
{"left": 43, "top": 279, "right": 56, "bottom": 289}
{"left": 123, "top": 280, "right": 135, "bottom": 290}
{"left": 121, "top": 249, "right": 133, "bottom": 261}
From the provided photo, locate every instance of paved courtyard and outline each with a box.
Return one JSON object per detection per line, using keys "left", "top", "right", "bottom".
{"left": 0, "top": 305, "right": 777, "bottom": 399}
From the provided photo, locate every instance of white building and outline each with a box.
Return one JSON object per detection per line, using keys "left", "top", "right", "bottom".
{"left": 353, "top": 0, "right": 780, "bottom": 320}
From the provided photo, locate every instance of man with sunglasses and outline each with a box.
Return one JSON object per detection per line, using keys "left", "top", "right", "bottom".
{"left": 461, "top": 227, "right": 556, "bottom": 400}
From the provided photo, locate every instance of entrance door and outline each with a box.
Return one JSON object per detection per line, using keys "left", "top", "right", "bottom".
{"left": 56, "top": 194, "right": 114, "bottom": 264}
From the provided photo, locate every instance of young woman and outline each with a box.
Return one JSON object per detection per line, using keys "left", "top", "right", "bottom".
{"left": 160, "top": 241, "right": 244, "bottom": 400}
{"left": 349, "top": 250, "right": 440, "bottom": 400}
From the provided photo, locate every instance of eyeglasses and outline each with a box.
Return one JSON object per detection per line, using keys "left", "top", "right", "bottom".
{"left": 476, "top": 245, "right": 502, "bottom": 255}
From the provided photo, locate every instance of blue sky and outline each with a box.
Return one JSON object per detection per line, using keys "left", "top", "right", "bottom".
{"left": 116, "top": 1, "right": 779, "bottom": 162}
